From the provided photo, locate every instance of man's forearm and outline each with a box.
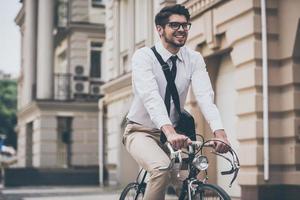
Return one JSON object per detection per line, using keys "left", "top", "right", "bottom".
{"left": 161, "top": 124, "right": 176, "bottom": 138}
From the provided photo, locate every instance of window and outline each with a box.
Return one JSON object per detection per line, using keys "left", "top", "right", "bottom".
{"left": 90, "top": 42, "right": 102, "bottom": 78}
{"left": 56, "top": 0, "right": 68, "bottom": 27}
{"left": 92, "top": 0, "right": 104, "bottom": 8}
{"left": 25, "top": 122, "right": 33, "bottom": 167}
{"left": 57, "top": 117, "right": 72, "bottom": 144}
{"left": 122, "top": 54, "right": 129, "bottom": 73}
{"left": 57, "top": 117, "right": 73, "bottom": 167}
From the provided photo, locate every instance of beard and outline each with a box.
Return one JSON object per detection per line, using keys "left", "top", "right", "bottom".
{"left": 162, "top": 31, "right": 187, "bottom": 48}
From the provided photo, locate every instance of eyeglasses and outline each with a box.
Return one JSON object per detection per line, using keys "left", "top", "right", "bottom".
{"left": 166, "top": 22, "right": 191, "bottom": 31}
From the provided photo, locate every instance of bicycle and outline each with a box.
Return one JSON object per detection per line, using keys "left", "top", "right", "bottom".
{"left": 119, "top": 135, "right": 240, "bottom": 200}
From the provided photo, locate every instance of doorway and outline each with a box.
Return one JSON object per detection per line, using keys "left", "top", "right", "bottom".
{"left": 57, "top": 117, "right": 73, "bottom": 168}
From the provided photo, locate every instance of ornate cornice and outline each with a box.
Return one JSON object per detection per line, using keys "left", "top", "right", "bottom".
{"left": 17, "top": 100, "right": 98, "bottom": 119}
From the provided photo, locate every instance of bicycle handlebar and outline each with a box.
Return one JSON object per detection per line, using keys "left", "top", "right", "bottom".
{"left": 203, "top": 139, "right": 240, "bottom": 187}
{"left": 158, "top": 141, "right": 206, "bottom": 171}
{"left": 158, "top": 143, "right": 182, "bottom": 171}
{"left": 158, "top": 139, "right": 240, "bottom": 187}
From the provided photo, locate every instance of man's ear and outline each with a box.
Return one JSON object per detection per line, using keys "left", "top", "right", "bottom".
{"left": 156, "top": 25, "right": 163, "bottom": 37}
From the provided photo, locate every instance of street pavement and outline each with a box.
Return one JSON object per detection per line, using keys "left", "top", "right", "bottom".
{"left": 0, "top": 185, "right": 177, "bottom": 200}
{"left": 0, "top": 186, "right": 119, "bottom": 200}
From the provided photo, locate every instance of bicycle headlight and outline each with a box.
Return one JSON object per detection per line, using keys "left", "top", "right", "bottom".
{"left": 192, "top": 155, "right": 209, "bottom": 171}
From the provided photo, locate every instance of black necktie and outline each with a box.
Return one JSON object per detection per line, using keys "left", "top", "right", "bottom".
{"left": 165, "top": 55, "right": 178, "bottom": 115}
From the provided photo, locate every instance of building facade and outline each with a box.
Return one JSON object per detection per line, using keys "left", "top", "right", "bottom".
{"left": 99, "top": 0, "right": 300, "bottom": 199}
{"left": 15, "top": 0, "right": 105, "bottom": 170}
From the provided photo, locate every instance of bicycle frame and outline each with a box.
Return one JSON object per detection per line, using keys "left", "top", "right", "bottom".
{"left": 178, "top": 141, "right": 239, "bottom": 199}
{"left": 127, "top": 139, "right": 239, "bottom": 200}
{"left": 178, "top": 143, "right": 205, "bottom": 200}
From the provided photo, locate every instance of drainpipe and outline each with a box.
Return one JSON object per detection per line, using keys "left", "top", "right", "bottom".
{"left": 260, "top": 0, "right": 269, "bottom": 181}
{"left": 98, "top": 99, "right": 104, "bottom": 185}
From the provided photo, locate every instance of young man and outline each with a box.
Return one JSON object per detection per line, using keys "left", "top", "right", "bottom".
{"left": 123, "top": 4, "right": 230, "bottom": 200}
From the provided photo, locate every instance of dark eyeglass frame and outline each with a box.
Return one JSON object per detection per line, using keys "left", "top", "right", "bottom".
{"left": 166, "top": 22, "right": 192, "bottom": 31}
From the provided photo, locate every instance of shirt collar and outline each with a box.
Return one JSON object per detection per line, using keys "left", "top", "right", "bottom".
{"left": 155, "top": 41, "right": 183, "bottom": 62}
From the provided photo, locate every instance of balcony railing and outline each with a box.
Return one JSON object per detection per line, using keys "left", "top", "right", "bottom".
{"left": 56, "top": 0, "right": 69, "bottom": 28}
{"left": 54, "top": 73, "right": 104, "bottom": 101}
{"left": 54, "top": 73, "right": 72, "bottom": 100}
{"left": 183, "top": 0, "right": 226, "bottom": 18}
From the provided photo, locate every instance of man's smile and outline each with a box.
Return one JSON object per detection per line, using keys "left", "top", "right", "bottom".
{"left": 174, "top": 33, "right": 186, "bottom": 39}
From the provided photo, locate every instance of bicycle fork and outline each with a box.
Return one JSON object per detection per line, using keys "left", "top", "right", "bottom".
{"left": 179, "top": 179, "right": 199, "bottom": 200}
{"left": 188, "top": 179, "right": 200, "bottom": 200}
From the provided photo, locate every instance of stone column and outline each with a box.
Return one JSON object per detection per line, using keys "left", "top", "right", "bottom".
{"left": 36, "top": 0, "right": 55, "bottom": 99}
{"left": 23, "top": 0, "right": 37, "bottom": 106}
{"left": 146, "top": 0, "right": 154, "bottom": 46}
{"left": 113, "top": 0, "right": 120, "bottom": 77}
{"left": 128, "top": 0, "right": 135, "bottom": 71}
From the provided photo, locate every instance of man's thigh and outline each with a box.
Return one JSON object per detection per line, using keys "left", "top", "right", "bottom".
{"left": 125, "top": 131, "right": 170, "bottom": 173}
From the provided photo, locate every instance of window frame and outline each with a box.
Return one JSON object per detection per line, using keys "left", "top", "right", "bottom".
{"left": 91, "top": 0, "right": 105, "bottom": 8}
{"left": 88, "top": 40, "right": 103, "bottom": 80}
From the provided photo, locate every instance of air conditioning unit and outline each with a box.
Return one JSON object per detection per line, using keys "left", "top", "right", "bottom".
{"left": 74, "top": 65, "right": 84, "bottom": 76}
{"left": 73, "top": 80, "right": 89, "bottom": 96}
{"left": 90, "top": 84, "right": 101, "bottom": 96}
{"left": 74, "top": 65, "right": 89, "bottom": 82}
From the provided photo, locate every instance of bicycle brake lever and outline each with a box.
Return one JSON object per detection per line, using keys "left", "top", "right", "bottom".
{"left": 211, "top": 150, "right": 239, "bottom": 187}
{"left": 221, "top": 168, "right": 235, "bottom": 175}
{"left": 229, "top": 168, "right": 239, "bottom": 187}
{"left": 159, "top": 143, "right": 182, "bottom": 171}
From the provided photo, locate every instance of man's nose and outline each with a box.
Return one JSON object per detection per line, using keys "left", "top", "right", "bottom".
{"left": 178, "top": 25, "right": 185, "bottom": 31}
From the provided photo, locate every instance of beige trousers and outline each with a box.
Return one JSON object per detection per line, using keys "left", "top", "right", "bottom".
{"left": 123, "top": 123, "right": 182, "bottom": 200}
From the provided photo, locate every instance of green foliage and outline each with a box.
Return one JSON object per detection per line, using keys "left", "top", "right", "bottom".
{"left": 0, "top": 80, "right": 17, "bottom": 148}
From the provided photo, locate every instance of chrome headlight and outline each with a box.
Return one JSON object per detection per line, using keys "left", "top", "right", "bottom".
{"left": 192, "top": 155, "right": 209, "bottom": 171}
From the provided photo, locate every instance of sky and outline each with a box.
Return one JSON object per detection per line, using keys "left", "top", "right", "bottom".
{"left": 0, "top": 1, "right": 22, "bottom": 77}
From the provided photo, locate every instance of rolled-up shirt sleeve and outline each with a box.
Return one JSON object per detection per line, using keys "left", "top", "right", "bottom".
{"left": 131, "top": 49, "right": 172, "bottom": 129}
{"left": 191, "top": 53, "right": 224, "bottom": 132}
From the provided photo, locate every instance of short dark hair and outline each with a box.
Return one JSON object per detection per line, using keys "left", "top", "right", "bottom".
{"left": 155, "top": 4, "right": 190, "bottom": 27}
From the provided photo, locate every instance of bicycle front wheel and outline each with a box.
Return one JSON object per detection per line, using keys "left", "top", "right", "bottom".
{"left": 119, "top": 182, "right": 145, "bottom": 200}
{"left": 192, "top": 183, "right": 231, "bottom": 200}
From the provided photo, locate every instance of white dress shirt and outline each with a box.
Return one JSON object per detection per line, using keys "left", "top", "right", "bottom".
{"left": 127, "top": 41, "right": 224, "bottom": 133}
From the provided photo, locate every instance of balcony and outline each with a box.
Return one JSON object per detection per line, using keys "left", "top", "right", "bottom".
{"left": 56, "top": 0, "right": 69, "bottom": 28}
{"left": 54, "top": 73, "right": 104, "bottom": 102}
{"left": 54, "top": 73, "right": 72, "bottom": 101}
{"left": 183, "top": 0, "right": 227, "bottom": 18}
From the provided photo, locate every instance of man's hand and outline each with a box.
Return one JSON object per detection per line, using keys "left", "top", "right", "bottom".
{"left": 211, "top": 129, "right": 231, "bottom": 153}
{"left": 161, "top": 124, "right": 191, "bottom": 150}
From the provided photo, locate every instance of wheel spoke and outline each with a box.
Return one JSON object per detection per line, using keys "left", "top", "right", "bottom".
{"left": 190, "top": 184, "right": 230, "bottom": 200}
{"left": 119, "top": 183, "right": 144, "bottom": 200}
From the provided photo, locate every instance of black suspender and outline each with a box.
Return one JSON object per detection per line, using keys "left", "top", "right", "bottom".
{"left": 151, "top": 46, "right": 181, "bottom": 115}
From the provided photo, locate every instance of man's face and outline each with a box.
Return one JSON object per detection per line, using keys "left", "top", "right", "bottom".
{"left": 159, "top": 14, "right": 190, "bottom": 48}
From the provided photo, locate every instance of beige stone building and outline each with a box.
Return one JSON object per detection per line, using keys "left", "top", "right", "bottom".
{"left": 99, "top": 0, "right": 300, "bottom": 199}
{"left": 15, "top": 0, "right": 105, "bottom": 172}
